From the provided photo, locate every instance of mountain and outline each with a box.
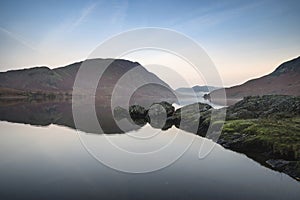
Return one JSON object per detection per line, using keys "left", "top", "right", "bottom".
{"left": 0, "top": 58, "right": 177, "bottom": 107}
{"left": 209, "top": 56, "right": 300, "bottom": 103}
{"left": 176, "top": 85, "right": 220, "bottom": 94}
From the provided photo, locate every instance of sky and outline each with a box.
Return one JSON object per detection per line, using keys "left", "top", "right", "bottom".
{"left": 0, "top": 0, "right": 300, "bottom": 88}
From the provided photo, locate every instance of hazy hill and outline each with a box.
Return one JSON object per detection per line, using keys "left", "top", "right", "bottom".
{"left": 176, "top": 85, "right": 220, "bottom": 94}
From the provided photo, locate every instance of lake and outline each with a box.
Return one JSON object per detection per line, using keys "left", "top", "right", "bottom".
{"left": 0, "top": 109, "right": 299, "bottom": 200}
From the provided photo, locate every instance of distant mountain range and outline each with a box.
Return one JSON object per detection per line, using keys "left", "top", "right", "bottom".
{"left": 0, "top": 59, "right": 177, "bottom": 107}
{"left": 176, "top": 85, "right": 220, "bottom": 94}
{"left": 209, "top": 56, "right": 300, "bottom": 102}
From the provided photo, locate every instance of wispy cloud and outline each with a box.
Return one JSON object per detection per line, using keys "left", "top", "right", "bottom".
{"left": 109, "top": 0, "right": 128, "bottom": 25}
{"left": 37, "top": 2, "right": 98, "bottom": 55}
{"left": 172, "top": 1, "right": 264, "bottom": 31}
{"left": 0, "top": 26, "right": 38, "bottom": 52}
{"left": 70, "top": 2, "right": 98, "bottom": 31}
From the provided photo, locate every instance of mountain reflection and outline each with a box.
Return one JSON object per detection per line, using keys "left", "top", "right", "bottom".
{"left": 0, "top": 98, "right": 142, "bottom": 134}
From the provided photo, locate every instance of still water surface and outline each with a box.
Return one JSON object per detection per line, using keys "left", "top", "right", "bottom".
{"left": 0, "top": 120, "right": 299, "bottom": 200}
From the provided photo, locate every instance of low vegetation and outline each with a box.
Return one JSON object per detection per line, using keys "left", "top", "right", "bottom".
{"left": 221, "top": 118, "right": 300, "bottom": 160}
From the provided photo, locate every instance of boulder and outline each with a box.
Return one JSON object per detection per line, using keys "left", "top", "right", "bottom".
{"left": 128, "top": 105, "right": 148, "bottom": 126}
{"left": 146, "top": 101, "right": 175, "bottom": 129}
{"left": 129, "top": 105, "right": 147, "bottom": 118}
{"left": 172, "top": 103, "right": 212, "bottom": 135}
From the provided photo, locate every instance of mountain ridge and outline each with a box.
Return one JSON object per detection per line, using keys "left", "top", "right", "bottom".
{"left": 209, "top": 56, "right": 300, "bottom": 104}
{"left": 0, "top": 58, "right": 177, "bottom": 107}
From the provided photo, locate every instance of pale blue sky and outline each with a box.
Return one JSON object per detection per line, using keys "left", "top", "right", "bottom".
{"left": 0, "top": 0, "right": 299, "bottom": 86}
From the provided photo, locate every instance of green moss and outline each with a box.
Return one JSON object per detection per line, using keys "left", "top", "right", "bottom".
{"left": 221, "top": 117, "right": 300, "bottom": 160}
{"left": 222, "top": 119, "right": 256, "bottom": 133}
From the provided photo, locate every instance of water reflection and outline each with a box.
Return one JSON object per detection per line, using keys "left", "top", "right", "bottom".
{"left": 0, "top": 121, "right": 299, "bottom": 200}
{"left": 0, "top": 98, "right": 141, "bottom": 134}
{"left": 0, "top": 99, "right": 300, "bottom": 199}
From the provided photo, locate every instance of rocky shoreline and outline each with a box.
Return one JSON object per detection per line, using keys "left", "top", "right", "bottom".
{"left": 114, "top": 95, "right": 300, "bottom": 181}
{"left": 219, "top": 95, "right": 300, "bottom": 181}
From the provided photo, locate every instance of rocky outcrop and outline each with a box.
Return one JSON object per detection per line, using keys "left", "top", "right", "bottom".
{"left": 172, "top": 103, "right": 212, "bottom": 136}
{"left": 129, "top": 105, "right": 147, "bottom": 118}
{"left": 219, "top": 95, "right": 300, "bottom": 181}
{"left": 226, "top": 95, "right": 300, "bottom": 119}
{"left": 114, "top": 95, "right": 300, "bottom": 181}
{"left": 114, "top": 101, "right": 176, "bottom": 130}
{"left": 114, "top": 101, "right": 214, "bottom": 134}
{"left": 266, "top": 159, "right": 300, "bottom": 181}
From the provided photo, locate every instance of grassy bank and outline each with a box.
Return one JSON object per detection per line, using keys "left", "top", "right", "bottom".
{"left": 221, "top": 117, "right": 300, "bottom": 160}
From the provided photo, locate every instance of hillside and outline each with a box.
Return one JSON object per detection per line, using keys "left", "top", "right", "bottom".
{"left": 0, "top": 59, "right": 177, "bottom": 106}
{"left": 209, "top": 56, "right": 300, "bottom": 104}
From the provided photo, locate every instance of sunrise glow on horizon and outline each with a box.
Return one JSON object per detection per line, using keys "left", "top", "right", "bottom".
{"left": 1, "top": 0, "right": 300, "bottom": 87}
